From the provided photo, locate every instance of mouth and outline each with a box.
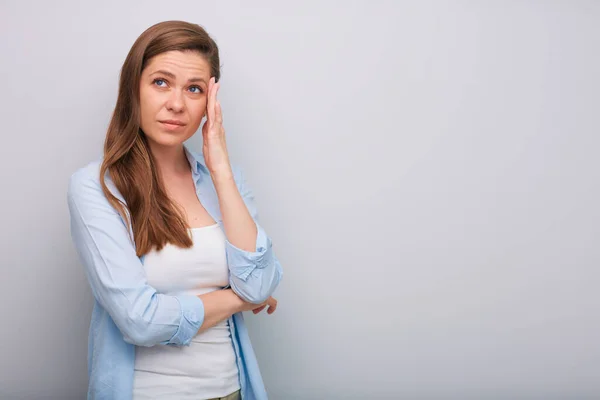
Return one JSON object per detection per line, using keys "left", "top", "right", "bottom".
{"left": 159, "top": 120, "right": 186, "bottom": 126}
{"left": 159, "top": 120, "right": 187, "bottom": 130}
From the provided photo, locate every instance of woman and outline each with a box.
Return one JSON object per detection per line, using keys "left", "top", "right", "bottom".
{"left": 67, "top": 20, "right": 283, "bottom": 400}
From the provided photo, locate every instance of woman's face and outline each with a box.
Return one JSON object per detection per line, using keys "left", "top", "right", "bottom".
{"left": 139, "top": 50, "right": 211, "bottom": 148}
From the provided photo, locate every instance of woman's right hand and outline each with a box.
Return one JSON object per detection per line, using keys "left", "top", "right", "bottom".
{"left": 196, "top": 290, "right": 278, "bottom": 333}
{"left": 251, "top": 296, "right": 278, "bottom": 315}
{"left": 238, "top": 296, "right": 278, "bottom": 315}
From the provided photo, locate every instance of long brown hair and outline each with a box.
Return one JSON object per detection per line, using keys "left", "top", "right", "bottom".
{"left": 99, "top": 20, "right": 220, "bottom": 257}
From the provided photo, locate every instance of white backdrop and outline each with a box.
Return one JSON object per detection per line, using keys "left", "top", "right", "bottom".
{"left": 1, "top": 1, "right": 599, "bottom": 399}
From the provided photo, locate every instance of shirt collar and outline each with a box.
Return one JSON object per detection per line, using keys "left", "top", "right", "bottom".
{"left": 183, "top": 143, "right": 208, "bottom": 176}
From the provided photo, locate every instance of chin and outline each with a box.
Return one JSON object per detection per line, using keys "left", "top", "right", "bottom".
{"left": 146, "top": 132, "right": 190, "bottom": 148}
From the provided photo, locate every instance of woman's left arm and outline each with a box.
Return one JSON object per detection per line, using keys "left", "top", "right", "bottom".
{"left": 214, "top": 167, "right": 283, "bottom": 304}
{"left": 202, "top": 76, "right": 282, "bottom": 304}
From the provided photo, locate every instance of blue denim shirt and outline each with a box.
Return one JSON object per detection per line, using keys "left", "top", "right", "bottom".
{"left": 67, "top": 144, "right": 283, "bottom": 399}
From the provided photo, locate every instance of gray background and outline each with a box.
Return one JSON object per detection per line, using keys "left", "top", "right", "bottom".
{"left": 1, "top": 1, "right": 599, "bottom": 399}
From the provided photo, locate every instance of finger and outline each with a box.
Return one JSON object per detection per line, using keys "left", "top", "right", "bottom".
{"left": 210, "top": 82, "right": 221, "bottom": 128}
{"left": 206, "top": 77, "right": 213, "bottom": 112}
{"left": 201, "top": 114, "right": 209, "bottom": 138}
{"left": 267, "top": 300, "right": 278, "bottom": 314}
{"left": 210, "top": 80, "right": 220, "bottom": 124}
{"left": 215, "top": 100, "right": 223, "bottom": 125}
{"left": 207, "top": 77, "right": 216, "bottom": 124}
{"left": 253, "top": 305, "right": 267, "bottom": 314}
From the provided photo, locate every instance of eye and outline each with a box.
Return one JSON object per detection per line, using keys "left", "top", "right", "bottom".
{"left": 153, "top": 78, "right": 167, "bottom": 87}
{"left": 189, "top": 85, "right": 203, "bottom": 94}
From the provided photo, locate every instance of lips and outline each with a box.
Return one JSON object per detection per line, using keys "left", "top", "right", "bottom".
{"left": 159, "top": 119, "right": 186, "bottom": 126}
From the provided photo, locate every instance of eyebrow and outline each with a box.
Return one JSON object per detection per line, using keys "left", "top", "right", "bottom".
{"left": 150, "top": 69, "right": 207, "bottom": 84}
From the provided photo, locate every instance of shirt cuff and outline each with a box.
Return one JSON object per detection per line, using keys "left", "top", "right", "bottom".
{"left": 225, "top": 223, "right": 273, "bottom": 281}
{"left": 163, "top": 295, "right": 205, "bottom": 346}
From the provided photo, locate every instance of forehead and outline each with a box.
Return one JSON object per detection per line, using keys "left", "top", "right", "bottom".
{"left": 144, "top": 50, "right": 210, "bottom": 78}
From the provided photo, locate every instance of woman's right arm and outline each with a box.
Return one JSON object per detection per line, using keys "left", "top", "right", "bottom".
{"left": 67, "top": 166, "right": 251, "bottom": 347}
{"left": 197, "top": 289, "right": 265, "bottom": 332}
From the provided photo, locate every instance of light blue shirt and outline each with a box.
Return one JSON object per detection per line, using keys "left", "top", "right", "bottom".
{"left": 67, "top": 144, "right": 283, "bottom": 400}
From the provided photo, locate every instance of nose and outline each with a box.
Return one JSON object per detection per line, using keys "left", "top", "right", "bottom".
{"left": 166, "top": 89, "right": 185, "bottom": 113}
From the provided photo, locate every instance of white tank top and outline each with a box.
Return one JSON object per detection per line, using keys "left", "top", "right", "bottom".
{"left": 133, "top": 223, "right": 240, "bottom": 400}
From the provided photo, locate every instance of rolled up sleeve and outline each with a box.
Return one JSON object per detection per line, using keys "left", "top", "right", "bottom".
{"left": 67, "top": 168, "right": 205, "bottom": 348}
{"left": 163, "top": 295, "right": 205, "bottom": 346}
{"left": 226, "top": 167, "right": 283, "bottom": 304}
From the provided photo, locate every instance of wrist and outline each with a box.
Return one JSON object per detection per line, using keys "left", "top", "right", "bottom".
{"left": 210, "top": 168, "right": 234, "bottom": 184}
{"left": 226, "top": 288, "right": 246, "bottom": 313}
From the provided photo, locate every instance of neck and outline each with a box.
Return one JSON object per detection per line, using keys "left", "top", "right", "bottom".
{"left": 147, "top": 141, "right": 190, "bottom": 176}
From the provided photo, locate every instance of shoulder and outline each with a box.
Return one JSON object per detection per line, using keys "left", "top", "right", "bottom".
{"left": 67, "top": 159, "right": 122, "bottom": 203}
{"left": 68, "top": 160, "right": 102, "bottom": 195}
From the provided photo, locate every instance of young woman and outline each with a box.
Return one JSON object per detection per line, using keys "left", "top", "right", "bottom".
{"left": 67, "top": 20, "right": 283, "bottom": 400}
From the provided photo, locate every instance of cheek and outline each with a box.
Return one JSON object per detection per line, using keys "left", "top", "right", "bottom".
{"left": 139, "top": 92, "right": 162, "bottom": 132}
{"left": 140, "top": 93, "right": 161, "bottom": 115}
{"left": 190, "top": 100, "right": 207, "bottom": 120}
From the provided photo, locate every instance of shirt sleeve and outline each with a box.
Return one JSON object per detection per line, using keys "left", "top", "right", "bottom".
{"left": 225, "top": 166, "right": 283, "bottom": 304}
{"left": 67, "top": 169, "right": 205, "bottom": 347}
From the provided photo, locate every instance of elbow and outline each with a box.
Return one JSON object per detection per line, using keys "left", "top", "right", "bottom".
{"left": 119, "top": 315, "right": 157, "bottom": 347}
{"left": 122, "top": 332, "right": 151, "bottom": 347}
{"left": 117, "top": 295, "right": 205, "bottom": 347}
{"left": 96, "top": 292, "right": 156, "bottom": 347}
{"left": 230, "top": 263, "right": 282, "bottom": 304}
{"left": 122, "top": 331, "right": 155, "bottom": 347}
{"left": 241, "top": 289, "right": 273, "bottom": 305}
{"left": 110, "top": 306, "right": 166, "bottom": 347}
{"left": 227, "top": 237, "right": 284, "bottom": 304}
{"left": 231, "top": 286, "right": 272, "bottom": 305}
